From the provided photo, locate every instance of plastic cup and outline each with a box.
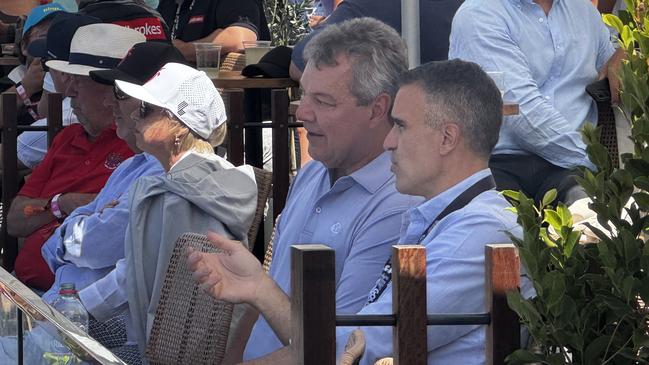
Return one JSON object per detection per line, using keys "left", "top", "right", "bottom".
{"left": 243, "top": 40, "right": 272, "bottom": 66}
{"left": 194, "top": 43, "right": 221, "bottom": 78}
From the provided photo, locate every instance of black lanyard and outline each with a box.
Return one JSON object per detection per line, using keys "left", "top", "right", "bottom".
{"left": 365, "top": 175, "right": 496, "bottom": 305}
{"left": 171, "top": 0, "right": 196, "bottom": 40}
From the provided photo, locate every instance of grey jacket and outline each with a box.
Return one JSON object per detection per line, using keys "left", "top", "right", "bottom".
{"left": 124, "top": 152, "right": 257, "bottom": 357}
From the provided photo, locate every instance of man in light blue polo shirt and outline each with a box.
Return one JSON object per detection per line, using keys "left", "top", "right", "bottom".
{"left": 222, "top": 18, "right": 420, "bottom": 362}
{"left": 448, "top": 0, "right": 622, "bottom": 205}
{"left": 187, "top": 59, "right": 535, "bottom": 363}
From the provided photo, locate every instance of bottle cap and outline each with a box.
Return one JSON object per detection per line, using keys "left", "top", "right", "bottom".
{"left": 59, "top": 282, "right": 77, "bottom": 295}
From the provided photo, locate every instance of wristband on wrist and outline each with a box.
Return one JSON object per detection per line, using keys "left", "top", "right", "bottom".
{"left": 15, "top": 81, "right": 39, "bottom": 120}
{"left": 50, "top": 193, "right": 65, "bottom": 219}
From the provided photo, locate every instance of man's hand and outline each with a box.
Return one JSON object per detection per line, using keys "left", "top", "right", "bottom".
{"left": 21, "top": 57, "right": 45, "bottom": 97}
{"left": 308, "top": 15, "right": 326, "bottom": 29}
{"left": 57, "top": 193, "right": 97, "bottom": 216}
{"left": 188, "top": 231, "right": 267, "bottom": 305}
{"left": 599, "top": 48, "right": 625, "bottom": 105}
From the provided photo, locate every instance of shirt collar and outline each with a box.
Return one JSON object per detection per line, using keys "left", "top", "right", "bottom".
{"left": 336, "top": 151, "right": 394, "bottom": 194}
{"left": 410, "top": 168, "right": 493, "bottom": 225}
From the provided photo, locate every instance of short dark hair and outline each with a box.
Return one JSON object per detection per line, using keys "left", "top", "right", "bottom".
{"left": 303, "top": 17, "right": 407, "bottom": 105}
{"left": 398, "top": 59, "right": 503, "bottom": 158}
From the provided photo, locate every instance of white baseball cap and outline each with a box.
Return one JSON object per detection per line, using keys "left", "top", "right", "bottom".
{"left": 115, "top": 62, "right": 227, "bottom": 140}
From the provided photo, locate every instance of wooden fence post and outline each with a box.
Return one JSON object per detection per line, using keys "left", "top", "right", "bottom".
{"left": 291, "top": 244, "right": 336, "bottom": 365}
{"left": 485, "top": 244, "right": 520, "bottom": 365}
{"left": 271, "top": 89, "right": 289, "bottom": 220}
{"left": 392, "top": 245, "right": 427, "bottom": 365}
{"left": 46, "top": 92, "right": 63, "bottom": 146}
{"left": 225, "top": 90, "right": 245, "bottom": 166}
{"left": 1, "top": 93, "right": 18, "bottom": 271}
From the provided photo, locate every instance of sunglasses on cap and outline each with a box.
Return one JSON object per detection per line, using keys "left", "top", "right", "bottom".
{"left": 139, "top": 100, "right": 154, "bottom": 119}
{"left": 113, "top": 84, "right": 130, "bottom": 101}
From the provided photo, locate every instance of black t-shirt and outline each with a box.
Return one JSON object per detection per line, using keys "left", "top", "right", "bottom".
{"left": 79, "top": 0, "right": 171, "bottom": 41}
{"left": 157, "top": 0, "right": 270, "bottom": 42}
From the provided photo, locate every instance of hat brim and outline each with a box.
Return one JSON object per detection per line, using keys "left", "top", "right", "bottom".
{"left": 46, "top": 60, "right": 109, "bottom": 76}
{"left": 27, "top": 38, "right": 47, "bottom": 58}
{"left": 90, "top": 68, "right": 140, "bottom": 86}
{"left": 241, "top": 62, "right": 289, "bottom": 78}
{"left": 114, "top": 79, "right": 166, "bottom": 108}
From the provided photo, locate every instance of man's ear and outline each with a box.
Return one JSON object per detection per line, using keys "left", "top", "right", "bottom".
{"left": 439, "top": 123, "right": 461, "bottom": 156}
{"left": 369, "top": 93, "right": 392, "bottom": 127}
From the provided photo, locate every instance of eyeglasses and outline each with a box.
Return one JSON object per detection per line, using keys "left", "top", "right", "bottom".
{"left": 139, "top": 100, "right": 153, "bottom": 119}
{"left": 113, "top": 84, "right": 129, "bottom": 101}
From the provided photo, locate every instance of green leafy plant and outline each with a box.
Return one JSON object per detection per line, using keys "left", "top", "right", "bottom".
{"left": 504, "top": 1, "right": 649, "bottom": 364}
{"left": 263, "top": 0, "right": 311, "bottom": 46}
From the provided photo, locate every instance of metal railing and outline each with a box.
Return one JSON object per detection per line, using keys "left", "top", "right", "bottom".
{"left": 0, "top": 266, "right": 126, "bottom": 364}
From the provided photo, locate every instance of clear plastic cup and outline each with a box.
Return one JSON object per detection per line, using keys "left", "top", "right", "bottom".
{"left": 194, "top": 43, "right": 222, "bottom": 78}
{"left": 243, "top": 40, "right": 273, "bottom": 66}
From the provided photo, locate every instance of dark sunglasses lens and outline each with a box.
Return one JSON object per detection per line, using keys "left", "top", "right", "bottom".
{"left": 113, "top": 85, "right": 129, "bottom": 100}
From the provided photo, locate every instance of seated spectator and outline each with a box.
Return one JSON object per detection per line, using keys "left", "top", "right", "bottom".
{"left": 189, "top": 59, "right": 535, "bottom": 364}
{"left": 14, "top": 12, "right": 101, "bottom": 170}
{"left": 289, "top": 0, "right": 464, "bottom": 80}
{"left": 77, "top": 0, "right": 171, "bottom": 41}
{"left": 6, "top": 23, "right": 145, "bottom": 291}
{"left": 156, "top": 0, "right": 270, "bottom": 61}
{"left": 217, "top": 18, "right": 418, "bottom": 363}
{"left": 38, "top": 42, "right": 186, "bottom": 362}
{"left": 3, "top": 3, "right": 65, "bottom": 124}
{"left": 448, "top": 0, "right": 624, "bottom": 205}
{"left": 114, "top": 62, "right": 257, "bottom": 359}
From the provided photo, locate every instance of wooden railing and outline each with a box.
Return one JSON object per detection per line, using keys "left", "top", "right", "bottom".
{"left": 290, "top": 244, "right": 522, "bottom": 365}
{"left": 1, "top": 92, "right": 63, "bottom": 272}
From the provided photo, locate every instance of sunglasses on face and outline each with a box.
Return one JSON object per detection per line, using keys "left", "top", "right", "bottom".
{"left": 113, "top": 84, "right": 129, "bottom": 101}
{"left": 139, "top": 100, "right": 153, "bottom": 119}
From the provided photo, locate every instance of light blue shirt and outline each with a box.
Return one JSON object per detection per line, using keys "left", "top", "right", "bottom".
{"left": 336, "top": 169, "right": 534, "bottom": 364}
{"left": 449, "top": 0, "right": 616, "bottom": 169}
{"left": 244, "top": 151, "right": 421, "bottom": 360}
{"left": 41, "top": 153, "right": 164, "bottom": 305}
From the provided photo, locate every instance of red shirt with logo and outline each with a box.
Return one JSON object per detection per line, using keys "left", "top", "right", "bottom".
{"left": 14, "top": 124, "right": 133, "bottom": 290}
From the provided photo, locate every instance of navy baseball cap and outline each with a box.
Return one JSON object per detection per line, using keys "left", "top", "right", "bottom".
{"left": 90, "top": 42, "right": 188, "bottom": 85}
{"left": 27, "top": 12, "right": 101, "bottom": 60}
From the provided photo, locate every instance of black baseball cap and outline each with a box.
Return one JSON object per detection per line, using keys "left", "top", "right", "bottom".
{"left": 89, "top": 42, "right": 187, "bottom": 85}
{"left": 242, "top": 46, "right": 292, "bottom": 78}
{"left": 27, "top": 12, "right": 101, "bottom": 60}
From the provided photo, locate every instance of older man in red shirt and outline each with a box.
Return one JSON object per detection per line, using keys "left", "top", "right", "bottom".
{"left": 6, "top": 23, "right": 145, "bottom": 290}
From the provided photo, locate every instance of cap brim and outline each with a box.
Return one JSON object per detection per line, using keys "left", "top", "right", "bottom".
{"left": 27, "top": 38, "right": 47, "bottom": 58}
{"left": 114, "top": 79, "right": 165, "bottom": 108}
{"left": 89, "top": 68, "right": 140, "bottom": 86}
{"left": 46, "top": 60, "right": 109, "bottom": 76}
{"left": 241, "top": 62, "right": 289, "bottom": 78}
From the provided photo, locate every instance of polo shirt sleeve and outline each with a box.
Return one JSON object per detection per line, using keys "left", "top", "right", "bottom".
{"left": 18, "top": 128, "right": 69, "bottom": 198}
{"left": 213, "top": 0, "right": 261, "bottom": 35}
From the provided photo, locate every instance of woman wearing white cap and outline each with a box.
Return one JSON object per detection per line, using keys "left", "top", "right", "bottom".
{"left": 114, "top": 62, "right": 258, "bottom": 358}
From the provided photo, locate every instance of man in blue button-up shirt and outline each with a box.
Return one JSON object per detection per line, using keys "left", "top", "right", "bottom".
{"left": 448, "top": 0, "right": 622, "bottom": 205}
{"left": 188, "top": 59, "right": 535, "bottom": 364}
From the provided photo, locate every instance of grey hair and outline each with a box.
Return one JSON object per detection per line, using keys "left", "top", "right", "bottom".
{"left": 303, "top": 17, "right": 407, "bottom": 105}
{"left": 398, "top": 60, "right": 503, "bottom": 158}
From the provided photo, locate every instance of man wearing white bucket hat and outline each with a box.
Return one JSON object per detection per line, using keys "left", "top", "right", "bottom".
{"left": 115, "top": 62, "right": 257, "bottom": 361}
{"left": 7, "top": 23, "right": 145, "bottom": 292}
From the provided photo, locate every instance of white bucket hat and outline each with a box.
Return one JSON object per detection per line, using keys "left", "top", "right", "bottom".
{"left": 47, "top": 23, "right": 145, "bottom": 76}
{"left": 115, "top": 62, "right": 227, "bottom": 140}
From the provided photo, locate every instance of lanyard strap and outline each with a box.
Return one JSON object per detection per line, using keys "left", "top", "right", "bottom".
{"left": 364, "top": 175, "right": 496, "bottom": 305}
{"left": 171, "top": 0, "right": 196, "bottom": 40}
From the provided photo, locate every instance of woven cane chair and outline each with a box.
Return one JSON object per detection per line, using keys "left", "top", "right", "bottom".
{"left": 146, "top": 232, "right": 233, "bottom": 364}
{"left": 145, "top": 167, "right": 272, "bottom": 364}
{"left": 596, "top": 100, "right": 619, "bottom": 168}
